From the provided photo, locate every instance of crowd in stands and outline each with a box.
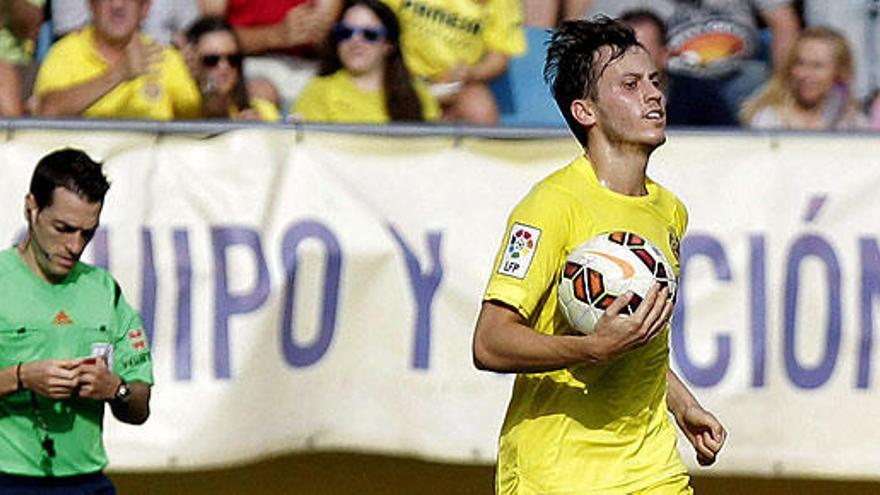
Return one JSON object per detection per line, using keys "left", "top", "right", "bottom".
{"left": 2, "top": 0, "right": 880, "bottom": 131}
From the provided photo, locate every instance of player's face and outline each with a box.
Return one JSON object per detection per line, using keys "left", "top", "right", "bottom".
{"left": 196, "top": 31, "right": 242, "bottom": 96}
{"left": 27, "top": 188, "right": 102, "bottom": 282}
{"left": 790, "top": 38, "right": 838, "bottom": 108}
{"left": 90, "top": 0, "right": 149, "bottom": 43}
{"left": 591, "top": 46, "right": 666, "bottom": 150}
{"left": 336, "top": 5, "right": 392, "bottom": 77}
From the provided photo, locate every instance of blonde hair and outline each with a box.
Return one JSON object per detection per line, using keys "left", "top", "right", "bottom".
{"left": 740, "top": 26, "right": 857, "bottom": 128}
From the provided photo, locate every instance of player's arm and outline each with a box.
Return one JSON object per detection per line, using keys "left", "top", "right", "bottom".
{"left": 473, "top": 283, "right": 672, "bottom": 373}
{"left": 666, "top": 369, "right": 726, "bottom": 466}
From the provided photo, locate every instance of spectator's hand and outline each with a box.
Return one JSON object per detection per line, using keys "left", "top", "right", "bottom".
{"left": 121, "top": 37, "right": 163, "bottom": 81}
{"left": 235, "top": 108, "right": 262, "bottom": 121}
{"left": 439, "top": 65, "right": 471, "bottom": 84}
{"left": 587, "top": 284, "right": 673, "bottom": 362}
{"left": 674, "top": 404, "right": 727, "bottom": 466}
{"left": 282, "top": 4, "right": 325, "bottom": 47}
{"left": 18, "top": 359, "right": 80, "bottom": 399}
{"left": 75, "top": 357, "right": 120, "bottom": 401}
{"left": 309, "top": 7, "right": 338, "bottom": 43}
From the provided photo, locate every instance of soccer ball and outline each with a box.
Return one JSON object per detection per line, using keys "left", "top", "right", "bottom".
{"left": 558, "top": 231, "right": 677, "bottom": 335}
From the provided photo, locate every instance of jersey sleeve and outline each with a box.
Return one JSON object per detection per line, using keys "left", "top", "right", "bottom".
{"left": 483, "top": 0, "right": 526, "bottom": 56}
{"left": 483, "top": 184, "right": 571, "bottom": 321}
{"left": 110, "top": 283, "right": 154, "bottom": 385}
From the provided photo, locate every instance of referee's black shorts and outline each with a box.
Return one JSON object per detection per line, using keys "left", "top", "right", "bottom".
{"left": 0, "top": 471, "right": 115, "bottom": 494}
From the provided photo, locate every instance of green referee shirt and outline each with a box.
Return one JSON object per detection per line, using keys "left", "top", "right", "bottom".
{"left": 0, "top": 247, "right": 154, "bottom": 476}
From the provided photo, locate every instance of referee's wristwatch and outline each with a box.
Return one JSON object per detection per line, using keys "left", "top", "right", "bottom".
{"left": 113, "top": 378, "right": 132, "bottom": 404}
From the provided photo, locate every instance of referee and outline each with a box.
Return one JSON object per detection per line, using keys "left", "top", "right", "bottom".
{"left": 0, "top": 148, "right": 153, "bottom": 494}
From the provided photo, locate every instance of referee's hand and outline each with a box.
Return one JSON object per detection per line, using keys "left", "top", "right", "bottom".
{"left": 19, "top": 359, "right": 80, "bottom": 399}
{"left": 75, "top": 357, "right": 119, "bottom": 401}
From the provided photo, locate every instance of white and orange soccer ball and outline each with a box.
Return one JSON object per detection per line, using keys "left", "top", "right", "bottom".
{"left": 557, "top": 231, "right": 677, "bottom": 335}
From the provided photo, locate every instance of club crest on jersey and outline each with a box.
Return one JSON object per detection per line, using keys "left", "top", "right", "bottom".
{"left": 498, "top": 223, "right": 541, "bottom": 279}
{"left": 668, "top": 228, "right": 681, "bottom": 263}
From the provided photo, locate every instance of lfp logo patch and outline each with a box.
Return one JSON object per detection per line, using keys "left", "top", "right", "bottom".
{"left": 498, "top": 223, "right": 541, "bottom": 279}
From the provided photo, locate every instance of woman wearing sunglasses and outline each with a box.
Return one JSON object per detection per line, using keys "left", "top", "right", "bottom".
{"left": 292, "top": 0, "right": 440, "bottom": 123}
{"left": 184, "top": 16, "right": 281, "bottom": 121}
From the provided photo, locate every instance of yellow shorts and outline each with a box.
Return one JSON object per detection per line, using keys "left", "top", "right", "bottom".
{"left": 631, "top": 474, "right": 693, "bottom": 495}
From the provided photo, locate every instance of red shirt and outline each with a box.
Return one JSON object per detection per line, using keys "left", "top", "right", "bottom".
{"left": 226, "top": 0, "right": 311, "bottom": 27}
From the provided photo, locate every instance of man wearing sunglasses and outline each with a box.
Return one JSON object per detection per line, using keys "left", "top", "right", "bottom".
{"left": 34, "top": 0, "right": 201, "bottom": 120}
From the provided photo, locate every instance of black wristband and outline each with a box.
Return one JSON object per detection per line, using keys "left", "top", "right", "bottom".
{"left": 15, "top": 362, "right": 23, "bottom": 392}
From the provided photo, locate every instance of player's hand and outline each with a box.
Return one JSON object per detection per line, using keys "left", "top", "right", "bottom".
{"left": 75, "top": 357, "right": 120, "bottom": 401}
{"left": 675, "top": 404, "right": 727, "bottom": 466}
{"left": 18, "top": 359, "right": 80, "bottom": 399}
{"left": 588, "top": 283, "right": 673, "bottom": 361}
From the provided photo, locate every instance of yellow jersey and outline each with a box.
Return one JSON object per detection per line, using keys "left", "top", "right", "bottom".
{"left": 484, "top": 155, "right": 689, "bottom": 494}
{"left": 381, "top": 0, "right": 525, "bottom": 79}
{"left": 34, "top": 26, "right": 201, "bottom": 120}
{"left": 293, "top": 69, "right": 440, "bottom": 123}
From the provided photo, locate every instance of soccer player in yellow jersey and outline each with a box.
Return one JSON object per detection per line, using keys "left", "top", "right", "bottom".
{"left": 472, "top": 17, "right": 726, "bottom": 495}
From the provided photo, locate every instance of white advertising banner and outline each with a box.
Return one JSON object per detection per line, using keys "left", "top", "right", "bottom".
{"left": 0, "top": 128, "right": 878, "bottom": 479}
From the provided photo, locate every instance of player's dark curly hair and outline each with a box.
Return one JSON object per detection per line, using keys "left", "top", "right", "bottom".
{"left": 319, "top": 0, "right": 424, "bottom": 121}
{"left": 30, "top": 148, "right": 109, "bottom": 209}
{"left": 544, "top": 16, "right": 642, "bottom": 147}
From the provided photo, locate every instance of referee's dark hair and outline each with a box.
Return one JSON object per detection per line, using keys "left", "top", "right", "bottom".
{"left": 544, "top": 16, "right": 642, "bottom": 148}
{"left": 30, "top": 148, "right": 110, "bottom": 209}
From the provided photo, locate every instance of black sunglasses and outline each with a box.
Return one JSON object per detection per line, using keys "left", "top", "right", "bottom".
{"left": 333, "top": 24, "right": 387, "bottom": 42}
{"left": 201, "top": 53, "right": 243, "bottom": 68}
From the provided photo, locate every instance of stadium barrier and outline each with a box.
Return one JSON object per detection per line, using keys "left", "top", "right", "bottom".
{"left": 1, "top": 120, "right": 879, "bottom": 480}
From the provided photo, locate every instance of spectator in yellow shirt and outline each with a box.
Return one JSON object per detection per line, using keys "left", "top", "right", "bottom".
{"left": 34, "top": 0, "right": 200, "bottom": 120}
{"left": 293, "top": 0, "right": 439, "bottom": 123}
{"left": 381, "top": 0, "right": 525, "bottom": 125}
{"left": 184, "top": 16, "right": 281, "bottom": 121}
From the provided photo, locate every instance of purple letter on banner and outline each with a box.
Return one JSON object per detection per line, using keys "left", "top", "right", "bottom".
{"left": 388, "top": 225, "right": 443, "bottom": 370}
{"left": 672, "top": 234, "right": 732, "bottom": 387}
{"left": 174, "top": 229, "right": 193, "bottom": 380}
{"left": 784, "top": 234, "right": 841, "bottom": 389}
{"left": 212, "top": 227, "right": 270, "bottom": 379}
{"left": 858, "top": 238, "right": 880, "bottom": 388}
{"left": 90, "top": 228, "right": 109, "bottom": 270}
{"left": 749, "top": 235, "right": 767, "bottom": 387}
{"left": 280, "top": 221, "right": 341, "bottom": 367}
{"left": 140, "top": 229, "right": 157, "bottom": 346}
